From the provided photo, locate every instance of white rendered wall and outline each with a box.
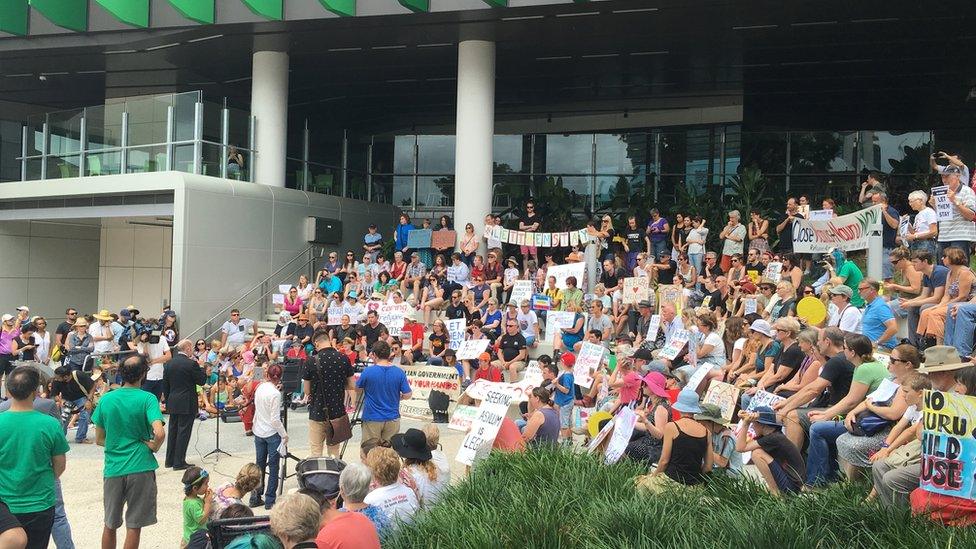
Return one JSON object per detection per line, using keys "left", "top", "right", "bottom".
{"left": 98, "top": 224, "right": 173, "bottom": 317}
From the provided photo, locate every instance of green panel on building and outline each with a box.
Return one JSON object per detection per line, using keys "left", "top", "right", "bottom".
{"left": 168, "top": 0, "right": 214, "bottom": 24}
{"left": 318, "top": 0, "right": 355, "bottom": 17}
{"left": 398, "top": 0, "right": 428, "bottom": 13}
{"left": 95, "top": 0, "right": 149, "bottom": 27}
{"left": 482, "top": 0, "right": 508, "bottom": 7}
{"left": 0, "top": 0, "right": 29, "bottom": 36}
{"left": 30, "top": 0, "right": 88, "bottom": 31}
{"left": 241, "top": 0, "right": 282, "bottom": 20}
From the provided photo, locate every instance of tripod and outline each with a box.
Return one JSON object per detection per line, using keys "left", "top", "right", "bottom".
{"left": 203, "top": 375, "right": 232, "bottom": 459}
{"left": 339, "top": 390, "right": 365, "bottom": 460}
{"left": 278, "top": 390, "right": 303, "bottom": 495}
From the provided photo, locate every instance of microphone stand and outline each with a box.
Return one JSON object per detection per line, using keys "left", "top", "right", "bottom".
{"left": 203, "top": 373, "right": 232, "bottom": 459}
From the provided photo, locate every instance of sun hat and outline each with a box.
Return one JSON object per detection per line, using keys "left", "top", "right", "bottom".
{"left": 919, "top": 346, "right": 971, "bottom": 374}
{"left": 828, "top": 285, "right": 853, "bottom": 298}
{"left": 641, "top": 371, "right": 669, "bottom": 398}
{"left": 749, "top": 319, "right": 773, "bottom": 338}
{"left": 753, "top": 405, "right": 782, "bottom": 427}
{"left": 694, "top": 403, "right": 726, "bottom": 424}
{"left": 672, "top": 388, "right": 702, "bottom": 414}
{"left": 506, "top": 257, "right": 517, "bottom": 265}
{"left": 73, "top": 318, "right": 89, "bottom": 327}
{"left": 93, "top": 309, "right": 113, "bottom": 321}
{"left": 391, "top": 428, "right": 432, "bottom": 461}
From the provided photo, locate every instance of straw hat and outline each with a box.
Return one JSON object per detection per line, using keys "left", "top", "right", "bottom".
{"left": 73, "top": 318, "right": 89, "bottom": 327}
{"left": 93, "top": 309, "right": 113, "bottom": 321}
{"left": 919, "top": 346, "right": 971, "bottom": 374}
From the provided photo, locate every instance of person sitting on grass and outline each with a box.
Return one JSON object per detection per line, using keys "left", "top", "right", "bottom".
{"left": 624, "top": 372, "right": 673, "bottom": 467}
{"left": 635, "top": 389, "right": 711, "bottom": 493}
{"left": 694, "top": 403, "right": 743, "bottom": 477}
{"left": 735, "top": 406, "right": 805, "bottom": 497}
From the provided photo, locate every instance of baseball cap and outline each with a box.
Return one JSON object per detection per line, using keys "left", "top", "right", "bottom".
{"left": 944, "top": 165, "right": 963, "bottom": 175}
{"left": 1, "top": 314, "right": 13, "bottom": 323}
{"left": 749, "top": 319, "right": 773, "bottom": 338}
{"left": 560, "top": 352, "right": 576, "bottom": 368}
{"left": 478, "top": 352, "right": 491, "bottom": 361}
{"left": 753, "top": 405, "right": 782, "bottom": 427}
{"left": 638, "top": 300, "right": 653, "bottom": 308}
{"left": 16, "top": 306, "right": 29, "bottom": 312}
{"left": 829, "top": 285, "right": 853, "bottom": 298}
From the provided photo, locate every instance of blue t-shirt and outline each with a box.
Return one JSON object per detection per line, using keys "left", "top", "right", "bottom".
{"left": 923, "top": 265, "right": 949, "bottom": 294}
{"left": 356, "top": 364, "right": 411, "bottom": 421}
{"left": 364, "top": 232, "right": 383, "bottom": 249}
{"left": 861, "top": 297, "right": 897, "bottom": 349}
{"left": 554, "top": 372, "right": 575, "bottom": 407}
{"left": 484, "top": 310, "right": 502, "bottom": 333}
{"left": 319, "top": 276, "right": 343, "bottom": 296}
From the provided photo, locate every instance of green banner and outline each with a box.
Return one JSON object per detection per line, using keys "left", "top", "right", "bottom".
{"left": 241, "top": 0, "right": 282, "bottom": 20}
{"left": 31, "top": 0, "right": 88, "bottom": 31}
{"left": 95, "top": 0, "right": 148, "bottom": 27}
{"left": 0, "top": 1, "right": 29, "bottom": 36}
{"left": 168, "top": 0, "right": 214, "bottom": 24}
{"left": 398, "top": 0, "right": 428, "bottom": 12}
{"left": 318, "top": 0, "right": 355, "bottom": 17}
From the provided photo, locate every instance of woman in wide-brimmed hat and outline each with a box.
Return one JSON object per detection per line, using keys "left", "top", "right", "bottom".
{"left": 392, "top": 428, "right": 449, "bottom": 507}
{"left": 636, "top": 388, "right": 712, "bottom": 493}
{"left": 64, "top": 316, "right": 94, "bottom": 371}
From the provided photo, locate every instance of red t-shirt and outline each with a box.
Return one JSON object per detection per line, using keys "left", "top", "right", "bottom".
{"left": 402, "top": 323, "right": 425, "bottom": 351}
{"left": 390, "top": 261, "right": 407, "bottom": 280}
{"left": 316, "top": 512, "right": 380, "bottom": 549}
{"left": 475, "top": 365, "right": 503, "bottom": 382}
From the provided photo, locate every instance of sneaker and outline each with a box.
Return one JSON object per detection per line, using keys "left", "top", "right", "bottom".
{"left": 249, "top": 497, "right": 264, "bottom": 508}
{"left": 198, "top": 412, "right": 208, "bottom": 421}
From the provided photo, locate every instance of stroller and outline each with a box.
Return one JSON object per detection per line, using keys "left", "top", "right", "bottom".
{"left": 296, "top": 456, "right": 347, "bottom": 501}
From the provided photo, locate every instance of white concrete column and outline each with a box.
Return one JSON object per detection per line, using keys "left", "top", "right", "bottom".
{"left": 453, "top": 40, "right": 495, "bottom": 250}
{"left": 251, "top": 50, "right": 289, "bottom": 187}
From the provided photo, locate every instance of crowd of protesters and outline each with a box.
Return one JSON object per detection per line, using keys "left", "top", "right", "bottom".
{"left": 3, "top": 153, "right": 976, "bottom": 548}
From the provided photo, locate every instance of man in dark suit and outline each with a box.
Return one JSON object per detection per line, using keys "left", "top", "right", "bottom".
{"left": 162, "top": 339, "right": 206, "bottom": 470}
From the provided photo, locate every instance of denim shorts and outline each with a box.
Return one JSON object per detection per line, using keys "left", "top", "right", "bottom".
{"left": 559, "top": 403, "right": 573, "bottom": 429}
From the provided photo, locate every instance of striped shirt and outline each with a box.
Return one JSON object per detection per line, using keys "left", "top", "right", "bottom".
{"left": 938, "top": 184, "right": 976, "bottom": 242}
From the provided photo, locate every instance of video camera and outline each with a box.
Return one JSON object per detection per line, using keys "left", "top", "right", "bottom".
{"left": 133, "top": 319, "right": 162, "bottom": 345}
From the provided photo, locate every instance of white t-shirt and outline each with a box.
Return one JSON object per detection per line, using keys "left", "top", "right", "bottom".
{"left": 91, "top": 321, "right": 116, "bottom": 354}
{"left": 912, "top": 207, "right": 937, "bottom": 238}
{"left": 904, "top": 404, "right": 922, "bottom": 424}
{"left": 687, "top": 227, "right": 708, "bottom": 255}
{"left": 221, "top": 318, "right": 254, "bottom": 346}
{"left": 700, "top": 331, "right": 726, "bottom": 367}
{"left": 827, "top": 303, "right": 862, "bottom": 333}
{"left": 407, "top": 465, "right": 450, "bottom": 507}
{"left": 33, "top": 331, "right": 51, "bottom": 364}
{"left": 504, "top": 268, "right": 520, "bottom": 286}
{"left": 363, "top": 482, "right": 419, "bottom": 524}
{"left": 733, "top": 337, "right": 746, "bottom": 354}
{"left": 937, "top": 184, "right": 976, "bottom": 242}
{"left": 516, "top": 310, "right": 538, "bottom": 340}
{"left": 141, "top": 340, "right": 170, "bottom": 381}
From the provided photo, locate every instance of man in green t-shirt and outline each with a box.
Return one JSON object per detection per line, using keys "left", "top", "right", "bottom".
{"left": 0, "top": 365, "right": 69, "bottom": 549}
{"left": 92, "top": 355, "right": 166, "bottom": 549}
{"left": 826, "top": 249, "right": 865, "bottom": 307}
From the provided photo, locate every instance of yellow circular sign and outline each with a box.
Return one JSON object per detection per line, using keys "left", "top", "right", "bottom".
{"left": 588, "top": 411, "right": 614, "bottom": 438}
{"left": 796, "top": 296, "right": 828, "bottom": 326}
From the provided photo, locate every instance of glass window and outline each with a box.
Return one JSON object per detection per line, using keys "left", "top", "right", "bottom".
{"left": 309, "top": 128, "right": 342, "bottom": 168}
{"left": 789, "top": 131, "right": 856, "bottom": 174}
{"left": 723, "top": 125, "right": 741, "bottom": 176}
{"left": 173, "top": 144, "right": 196, "bottom": 174}
{"left": 308, "top": 165, "right": 340, "bottom": 195}
{"left": 859, "top": 131, "right": 931, "bottom": 175}
{"left": 392, "top": 135, "right": 416, "bottom": 174}
{"left": 543, "top": 134, "right": 592, "bottom": 174}
{"left": 493, "top": 135, "right": 525, "bottom": 173}
{"left": 173, "top": 92, "right": 199, "bottom": 142}
{"left": 202, "top": 101, "right": 222, "bottom": 144}
{"left": 371, "top": 174, "right": 393, "bottom": 204}
{"left": 740, "top": 131, "right": 787, "bottom": 175}
{"left": 126, "top": 145, "right": 168, "bottom": 173}
{"left": 660, "top": 128, "right": 716, "bottom": 176}
{"left": 25, "top": 157, "right": 43, "bottom": 180}
{"left": 227, "top": 106, "right": 250, "bottom": 153}
{"left": 595, "top": 133, "right": 647, "bottom": 175}
{"left": 26, "top": 114, "right": 45, "bottom": 156}
{"left": 125, "top": 95, "right": 173, "bottom": 147}
{"left": 47, "top": 109, "right": 83, "bottom": 156}
{"left": 392, "top": 175, "right": 414, "bottom": 207}
{"left": 417, "top": 135, "right": 455, "bottom": 174}
{"left": 286, "top": 158, "right": 306, "bottom": 190}
{"left": 417, "top": 175, "right": 454, "bottom": 207}
{"left": 594, "top": 175, "right": 649, "bottom": 210}
{"left": 200, "top": 143, "right": 222, "bottom": 176}
{"left": 85, "top": 151, "right": 121, "bottom": 177}
{"left": 46, "top": 155, "right": 80, "bottom": 179}
{"left": 85, "top": 104, "right": 124, "bottom": 151}
{"left": 491, "top": 174, "right": 532, "bottom": 209}
{"left": 550, "top": 175, "right": 591, "bottom": 209}
{"left": 347, "top": 171, "right": 368, "bottom": 200}
{"left": 371, "top": 136, "right": 394, "bottom": 174}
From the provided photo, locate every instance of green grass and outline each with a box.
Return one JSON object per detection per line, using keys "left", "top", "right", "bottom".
{"left": 384, "top": 449, "right": 974, "bottom": 549}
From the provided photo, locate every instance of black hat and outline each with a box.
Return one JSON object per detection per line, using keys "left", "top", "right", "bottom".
{"left": 391, "top": 428, "right": 432, "bottom": 461}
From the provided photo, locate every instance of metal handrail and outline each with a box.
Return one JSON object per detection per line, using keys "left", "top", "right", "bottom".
{"left": 183, "top": 246, "right": 321, "bottom": 343}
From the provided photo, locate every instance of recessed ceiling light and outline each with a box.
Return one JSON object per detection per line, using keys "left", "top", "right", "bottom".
{"left": 105, "top": 49, "right": 137, "bottom": 54}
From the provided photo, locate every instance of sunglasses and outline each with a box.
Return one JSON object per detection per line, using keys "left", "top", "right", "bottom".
{"left": 803, "top": 290, "right": 814, "bottom": 295}
{"left": 890, "top": 357, "right": 911, "bottom": 364}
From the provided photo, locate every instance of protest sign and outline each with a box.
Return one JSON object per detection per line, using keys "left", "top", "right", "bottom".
{"left": 574, "top": 342, "right": 605, "bottom": 389}
{"left": 931, "top": 186, "right": 953, "bottom": 222}
{"left": 747, "top": 390, "right": 786, "bottom": 411}
{"left": 587, "top": 417, "right": 615, "bottom": 454}
{"left": 658, "top": 329, "right": 690, "bottom": 361}
{"left": 684, "top": 363, "right": 713, "bottom": 393}
{"left": 542, "top": 233, "right": 552, "bottom": 247}
{"left": 703, "top": 381, "right": 740, "bottom": 423}
{"left": 431, "top": 230, "right": 456, "bottom": 250}
{"left": 570, "top": 231, "right": 580, "bottom": 247}
{"left": 272, "top": 293, "right": 285, "bottom": 305}
{"left": 456, "top": 389, "right": 513, "bottom": 466}
{"left": 327, "top": 306, "right": 345, "bottom": 325}
{"left": 278, "top": 284, "right": 291, "bottom": 294}
{"left": 604, "top": 408, "right": 638, "bottom": 465}
{"left": 765, "top": 262, "right": 783, "bottom": 283}
{"left": 498, "top": 228, "right": 510, "bottom": 243}
{"left": 622, "top": 277, "right": 650, "bottom": 305}
{"left": 548, "top": 262, "right": 586, "bottom": 290}
{"left": 544, "top": 311, "right": 579, "bottom": 344}
{"left": 920, "top": 390, "right": 976, "bottom": 498}
{"left": 456, "top": 339, "right": 490, "bottom": 361}
{"left": 791, "top": 205, "right": 883, "bottom": 253}
{"left": 808, "top": 209, "right": 834, "bottom": 221}
{"left": 446, "top": 318, "right": 466, "bottom": 350}
{"left": 743, "top": 297, "right": 758, "bottom": 315}
{"left": 531, "top": 294, "right": 551, "bottom": 311}
{"left": 448, "top": 404, "right": 480, "bottom": 432}
{"left": 378, "top": 302, "right": 410, "bottom": 332}
{"left": 509, "top": 280, "right": 533, "bottom": 305}
{"left": 657, "top": 284, "right": 683, "bottom": 315}
{"left": 559, "top": 232, "right": 569, "bottom": 247}
{"left": 646, "top": 314, "right": 661, "bottom": 342}
{"left": 399, "top": 364, "right": 461, "bottom": 421}
{"left": 407, "top": 229, "right": 433, "bottom": 249}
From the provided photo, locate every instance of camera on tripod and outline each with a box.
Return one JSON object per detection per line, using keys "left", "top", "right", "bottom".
{"left": 133, "top": 319, "right": 162, "bottom": 344}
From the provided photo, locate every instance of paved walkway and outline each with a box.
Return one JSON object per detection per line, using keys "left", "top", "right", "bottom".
{"left": 59, "top": 408, "right": 469, "bottom": 548}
